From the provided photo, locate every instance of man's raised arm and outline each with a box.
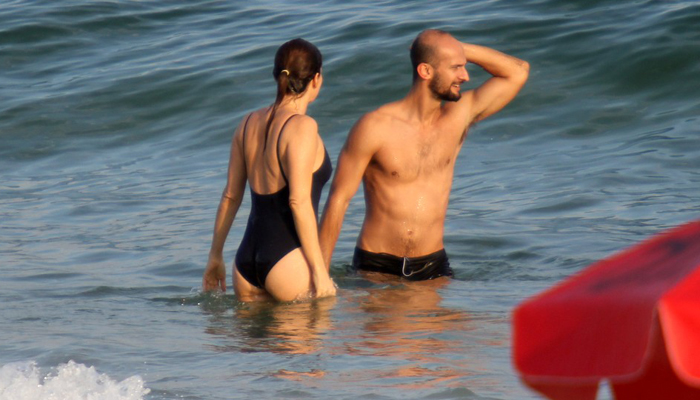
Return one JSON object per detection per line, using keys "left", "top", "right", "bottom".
{"left": 459, "top": 43, "right": 529, "bottom": 124}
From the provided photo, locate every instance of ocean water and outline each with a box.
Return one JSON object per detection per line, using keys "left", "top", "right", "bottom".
{"left": 1, "top": 0, "right": 699, "bottom": 399}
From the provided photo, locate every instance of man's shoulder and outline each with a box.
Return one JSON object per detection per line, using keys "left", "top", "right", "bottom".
{"left": 343, "top": 104, "right": 401, "bottom": 153}
{"left": 353, "top": 102, "right": 404, "bottom": 134}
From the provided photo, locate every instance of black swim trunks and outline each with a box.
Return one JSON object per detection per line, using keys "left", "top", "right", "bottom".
{"left": 352, "top": 247, "right": 453, "bottom": 281}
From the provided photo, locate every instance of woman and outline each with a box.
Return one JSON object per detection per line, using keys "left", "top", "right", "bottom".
{"left": 203, "top": 38, "right": 336, "bottom": 302}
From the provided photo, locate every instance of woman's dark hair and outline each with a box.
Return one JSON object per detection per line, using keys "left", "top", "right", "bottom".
{"left": 264, "top": 38, "right": 323, "bottom": 148}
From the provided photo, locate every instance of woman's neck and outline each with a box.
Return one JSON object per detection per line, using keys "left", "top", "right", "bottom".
{"left": 276, "top": 96, "right": 309, "bottom": 115}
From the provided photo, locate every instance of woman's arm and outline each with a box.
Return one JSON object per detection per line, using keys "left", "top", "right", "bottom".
{"left": 202, "top": 115, "right": 249, "bottom": 292}
{"left": 280, "top": 116, "right": 336, "bottom": 298}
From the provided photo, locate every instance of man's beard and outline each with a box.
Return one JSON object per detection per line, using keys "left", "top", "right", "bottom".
{"left": 429, "top": 74, "right": 461, "bottom": 102}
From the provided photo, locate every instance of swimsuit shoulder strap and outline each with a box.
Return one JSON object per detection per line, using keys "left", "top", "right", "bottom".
{"left": 276, "top": 114, "right": 298, "bottom": 184}
{"left": 240, "top": 112, "right": 253, "bottom": 166}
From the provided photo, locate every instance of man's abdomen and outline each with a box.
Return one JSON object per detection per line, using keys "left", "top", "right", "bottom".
{"left": 357, "top": 185, "right": 449, "bottom": 257}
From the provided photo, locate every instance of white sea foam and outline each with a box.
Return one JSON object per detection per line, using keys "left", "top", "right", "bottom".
{"left": 0, "top": 360, "right": 150, "bottom": 400}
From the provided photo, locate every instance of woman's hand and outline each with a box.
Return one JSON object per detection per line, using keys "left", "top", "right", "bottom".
{"left": 203, "top": 253, "right": 227, "bottom": 292}
{"left": 313, "top": 272, "right": 337, "bottom": 298}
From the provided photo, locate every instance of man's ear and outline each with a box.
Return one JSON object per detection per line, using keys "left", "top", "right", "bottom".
{"left": 417, "top": 63, "right": 433, "bottom": 80}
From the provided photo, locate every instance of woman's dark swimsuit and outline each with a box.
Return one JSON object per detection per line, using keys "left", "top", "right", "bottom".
{"left": 352, "top": 247, "right": 453, "bottom": 281}
{"left": 235, "top": 115, "right": 332, "bottom": 289}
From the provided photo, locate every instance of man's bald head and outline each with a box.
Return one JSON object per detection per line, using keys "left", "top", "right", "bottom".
{"left": 410, "top": 29, "right": 453, "bottom": 82}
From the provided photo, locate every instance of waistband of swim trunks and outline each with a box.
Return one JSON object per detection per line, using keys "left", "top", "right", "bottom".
{"left": 353, "top": 247, "right": 447, "bottom": 264}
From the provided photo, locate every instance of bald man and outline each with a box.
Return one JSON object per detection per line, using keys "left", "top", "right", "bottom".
{"left": 320, "top": 29, "right": 529, "bottom": 280}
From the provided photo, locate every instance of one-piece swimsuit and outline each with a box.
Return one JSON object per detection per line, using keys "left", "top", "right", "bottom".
{"left": 235, "top": 114, "right": 332, "bottom": 288}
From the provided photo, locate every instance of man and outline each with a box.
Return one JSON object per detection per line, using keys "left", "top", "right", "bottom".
{"left": 319, "top": 29, "right": 529, "bottom": 280}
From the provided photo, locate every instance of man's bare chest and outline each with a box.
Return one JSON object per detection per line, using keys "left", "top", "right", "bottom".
{"left": 369, "top": 135, "right": 458, "bottom": 181}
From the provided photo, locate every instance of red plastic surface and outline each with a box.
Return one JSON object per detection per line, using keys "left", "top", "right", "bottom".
{"left": 513, "top": 219, "right": 700, "bottom": 400}
{"left": 659, "top": 265, "right": 700, "bottom": 387}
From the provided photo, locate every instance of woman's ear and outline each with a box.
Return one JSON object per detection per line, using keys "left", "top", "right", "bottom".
{"left": 312, "top": 72, "right": 322, "bottom": 88}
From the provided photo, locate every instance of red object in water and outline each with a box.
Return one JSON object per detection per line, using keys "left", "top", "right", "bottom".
{"left": 513, "top": 219, "right": 700, "bottom": 400}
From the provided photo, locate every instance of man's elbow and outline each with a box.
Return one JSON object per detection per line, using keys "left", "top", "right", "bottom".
{"left": 515, "top": 60, "right": 530, "bottom": 85}
{"left": 327, "top": 189, "right": 353, "bottom": 212}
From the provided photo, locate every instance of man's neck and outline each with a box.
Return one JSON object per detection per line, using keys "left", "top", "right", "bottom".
{"left": 403, "top": 84, "right": 442, "bottom": 126}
